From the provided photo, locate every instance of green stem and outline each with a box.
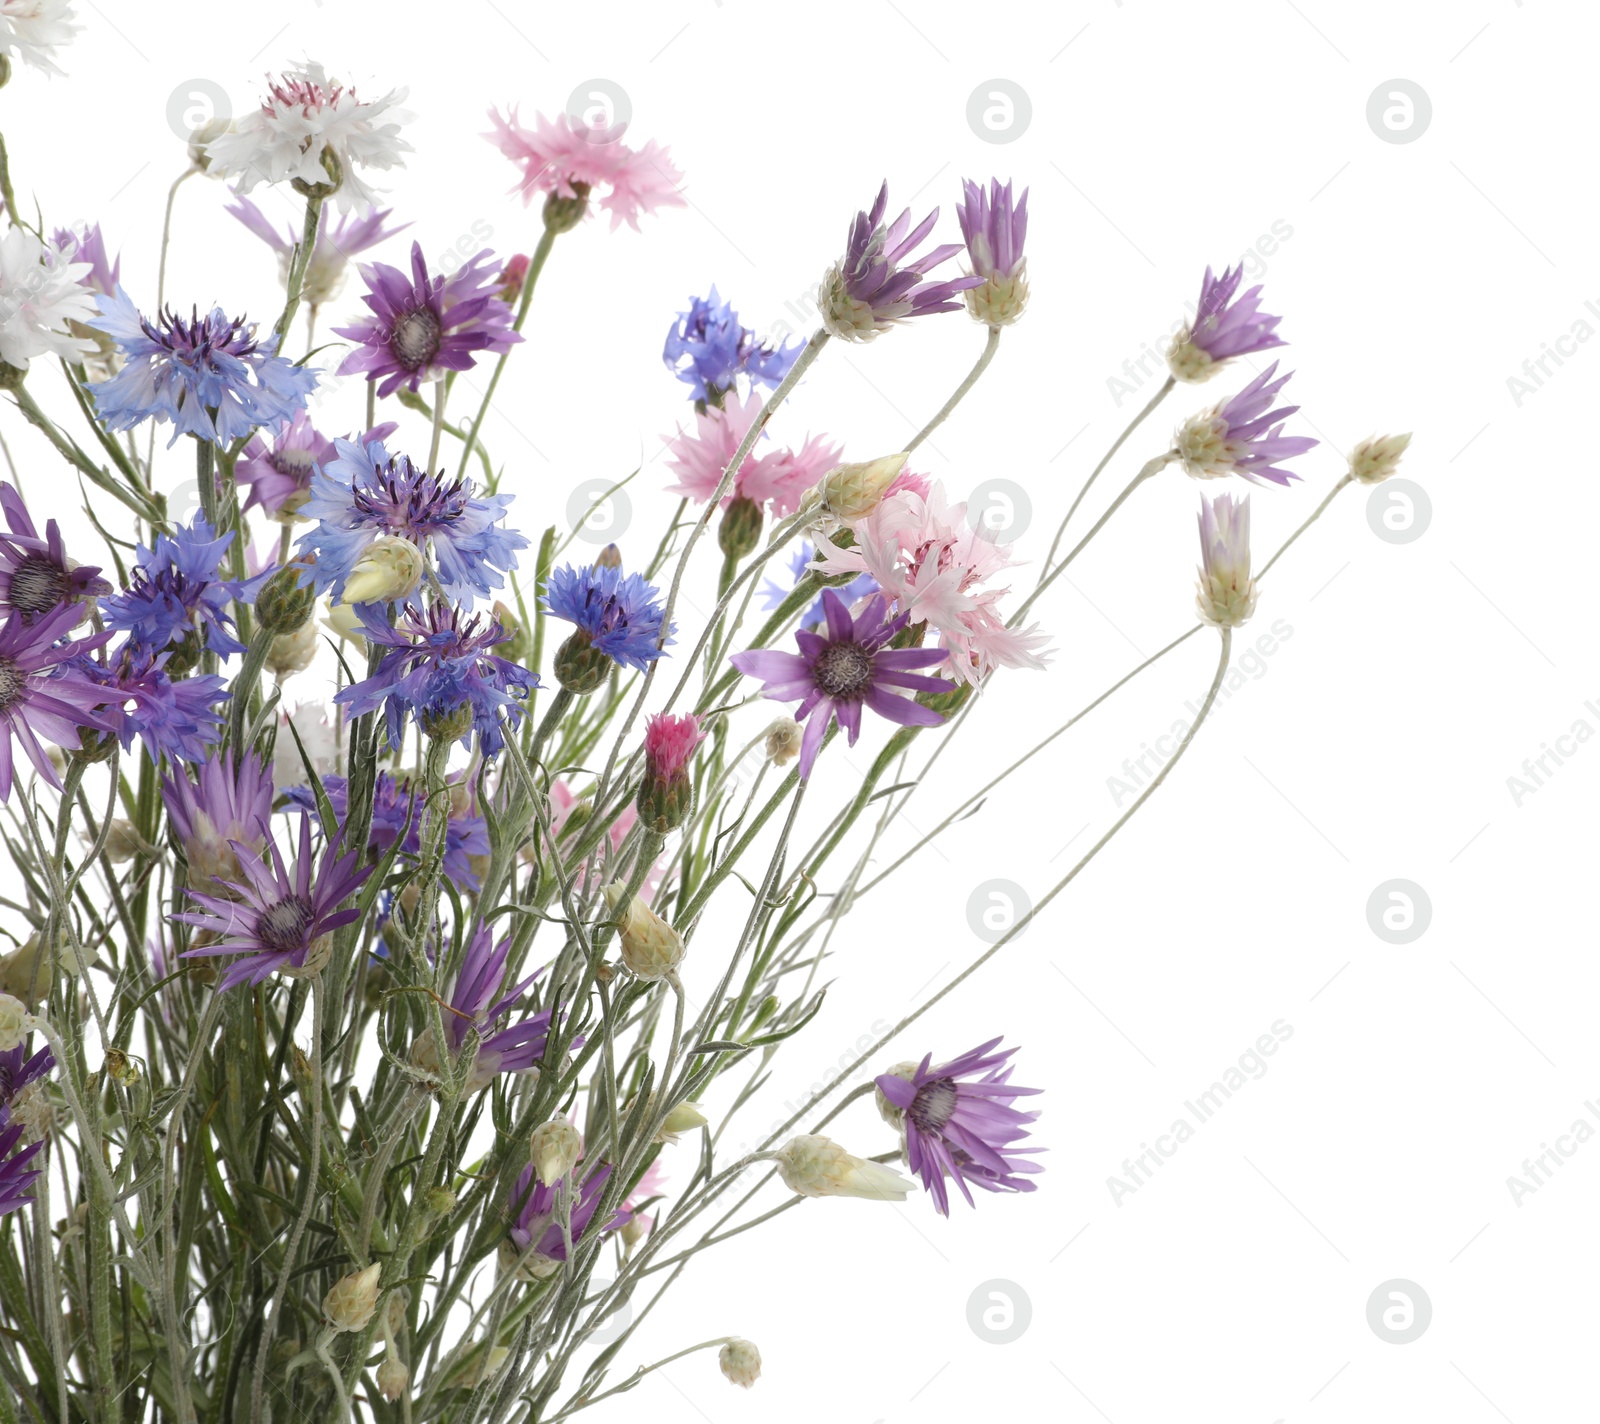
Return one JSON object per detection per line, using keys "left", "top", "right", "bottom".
{"left": 906, "top": 324, "right": 1000, "bottom": 452}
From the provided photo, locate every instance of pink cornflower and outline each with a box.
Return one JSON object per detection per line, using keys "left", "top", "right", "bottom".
{"left": 638, "top": 712, "right": 704, "bottom": 833}
{"left": 483, "top": 108, "right": 685, "bottom": 231}
{"left": 663, "top": 390, "right": 840, "bottom": 519}
{"left": 812, "top": 481, "right": 1050, "bottom": 686}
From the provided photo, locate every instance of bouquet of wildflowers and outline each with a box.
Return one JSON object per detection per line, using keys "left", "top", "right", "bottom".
{"left": 0, "top": 16, "right": 1414, "bottom": 1424}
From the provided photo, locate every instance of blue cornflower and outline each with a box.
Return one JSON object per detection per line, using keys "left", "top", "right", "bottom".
{"left": 100, "top": 515, "right": 259, "bottom": 660}
{"left": 87, "top": 288, "right": 318, "bottom": 446}
{"left": 335, "top": 602, "right": 538, "bottom": 756}
{"left": 296, "top": 436, "right": 527, "bottom": 607}
{"left": 663, "top": 287, "right": 804, "bottom": 406}
{"left": 543, "top": 561, "right": 673, "bottom": 692}
{"left": 759, "top": 543, "right": 879, "bottom": 629}
{"left": 77, "top": 643, "right": 228, "bottom": 765}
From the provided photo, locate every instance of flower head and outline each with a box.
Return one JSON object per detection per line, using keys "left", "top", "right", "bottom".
{"left": 50, "top": 222, "right": 118, "bottom": 297}
{"left": 0, "top": 227, "right": 96, "bottom": 371}
{"left": 100, "top": 515, "right": 257, "bottom": 660}
{"left": 237, "top": 411, "right": 397, "bottom": 521}
{"left": 336, "top": 602, "right": 537, "bottom": 756}
{"left": 956, "top": 178, "right": 1029, "bottom": 327}
{"left": 663, "top": 289, "right": 803, "bottom": 405}
{"left": 773, "top": 1133, "right": 913, "bottom": 1200}
{"left": 818, "top": 182, "right": 983, "bottom": 342}
{"left": 0, "top": 602, "right": 109, "bottom": 798}
{"left": 1167, "top": 264, "right": 1285, "bottom": 383}
{"left": 0, "top": 0, "right": 77, "bottom": 77}
{"left": 296, "top": 435, "right": 527, "bottom": 607}
{"left": 87, "top": 290, "right": 318, "bottom": 445}
{"left": 1174, "top": 362, "right": 1317, "bottom": 486}
{"left": 664, "top": 389, "right": 840, "bottom": 520}
{"left": 1349, "top": 432, "right": 1413, "bottom": 485}
{"left": 203, "top": 62, "right": 413, "bottom": 213}
{"left": 1195, "top": 491, "right": 1257, "bottom": 629}
{"left": 812, "top": 481, "right": 1050, "bottom": 685}
{"left": 161, "top": 749, "right": 273, "bottom": 886}
{"left": 485, "top": 107, "right": 685, "bottom": 232}
{"left": 227, "top": 195, "right": 409, "bottom": 311}
{"left": 638, "top": 712, "right": 704, "bottom": 833}
{"left": 176, "top": 813, "right": 371, "bottom": 990}
{"left": 544, "top": 562, "right": 672, "bottom": 689}
{"left": 729, "top": 590, "right": 953, "bottom": 780}
{"left": 76, "top": 644, "right": 226, "bottom": 766}
{"left": 0, "top": 481, "right": 109, "bottom": 620}
{"left": 719, "top": 1340, "right": 761, "bottom": 1390}
{"left": 874, "top": 1037, "right": 1042, "bottom": 1215}
{"left": 334, "top": 241, "right": 521, "bottom": 397}
{"left": 505, "top": 1161, "right": 626, "bottom": 1277}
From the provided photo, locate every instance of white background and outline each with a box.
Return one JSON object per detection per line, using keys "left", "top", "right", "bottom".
{"left": 6, "top": 1, "right": 1598, "bottom": 1420}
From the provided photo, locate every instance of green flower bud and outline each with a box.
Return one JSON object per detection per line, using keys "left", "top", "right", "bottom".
{"left": 255, "top": 566, "right": 316, "bottom": 634}
{"left": 717, "top": 495, "right": 764, "bottom": 561}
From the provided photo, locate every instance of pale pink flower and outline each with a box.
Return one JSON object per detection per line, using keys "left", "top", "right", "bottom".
{"left": 663, "top": 390, "right": 840, "bottom": 518}
{"left": 484, "top": 108, "right": 685, "bottom": 232}
{"left": 812, "top": 482, "right": 1051, "bottom": 685}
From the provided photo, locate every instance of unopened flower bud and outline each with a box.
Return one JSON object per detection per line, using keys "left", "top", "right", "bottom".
{"left": 0, "top": 936, "right": 49, "bottom": 1010}
{"left": 717, "top": 494, "right": 764, "bottom": 560}
{"left": 498, "top": 254, "right": 531, "bottom": 307}
{"left": 491, "top": 600, "right": 527, "bottom": 664}
{"left": 530, "top": 1119, "right": 582, "bottom": 1185}
{"left": 719, "top": 1338, "right": 761, "bottom": 1390}
{"left": 266, "top": 620, "right": 319, "bottom": 678}
{"left": 1348, "top": 432, "right": 1412, "bottom": 485}
{"left": 0, "top": 994, "right": 29, "bottom": 1051}
{"left": 810, "top": 453, "right": 909, "bottom": 522}
{"left": 749, "top": 994, "right": 780, "bottom": 1032}
{"left": 322, "top": 1263, "right": 382, "bottom": 1334}
{"left": 188, "top": 115, "right": 234, "bottom": 174}
{"left": 592, "top": 542, "right": 622, "bottom": 570}
{"left": 322, "top": 598, "right": 365, "bottom": 644}
{"left": 101, "top": 818, "right": 145, "bottom": 864}
{"left": 657, "top": 1099, "right": 709, "bottom": 1144}
{"left": 773, "top": 1134, "right": 913, "bottom": 1201}
{"left": 637, "top": 712, "right": 704, "bottom": 832}
{"left": 256, "top": 566, "right": 316, "bottom": 634}
{"left": 764, "top": 717, "right": 802, "bottom": 767}
{"left": 602, "top": 882, "right": 685, "bottom": 980}
{"left": 341, "top": 534, "right": 424, "bottom": 606}
{"left": 423, "top": 1187, "right": 457, "bottom": 1218}
{"left": 376, "top": 1351, "right": 409, "bottom": 1403}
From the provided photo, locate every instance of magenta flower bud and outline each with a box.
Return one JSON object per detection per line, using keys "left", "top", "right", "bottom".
{"left": 637, "top": 712, "right": 705, "bottom": 832}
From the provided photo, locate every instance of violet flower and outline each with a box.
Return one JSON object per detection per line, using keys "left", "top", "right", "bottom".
{"left": 1174, "top": 362, "right": 1317, "bottom": 487}
{"left": 955, "top": 177, "right": 1029, "bottom": 327}
{"left": 0, "top": 602, "right": 109, "bottom": 799}
{"left": 0, "top": 480, "right": 110, "bottom": 620}
{"left": 1167, "top": 264, "right": 1285, "bottom": 383}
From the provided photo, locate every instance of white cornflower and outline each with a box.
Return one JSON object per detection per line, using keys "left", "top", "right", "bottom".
{"left": 272, "top": 704, "right": 340, "bottom": 790}
{"left": 773, "top": 1134, "right": 914, "bottom": 1201}
{"left": 0, "top": 228, "right": 96, "bottom": 371}
{"left": 0, "top": 0, "right": 79, "bottom": 77}
{"left": 204, "top": 62, "right": 413, "bottom": 214}
{"left": 1195, "top": 491, "right": 1257, "bottom": 630}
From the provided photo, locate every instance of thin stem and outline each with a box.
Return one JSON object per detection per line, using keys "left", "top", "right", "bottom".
{"left": 1041, "top": 375, "right": 1175, "bottom": 573}
{"left": 427, "top": 375, "right": 447, "bottom": 470}
{"left": 1260, "top": 471, "right": 1353, "bottom": 576}
{"left": 906, "top": 324, "right": 1000, "bottom": 453}
{"left": 759, "top": 627, "right": 1233, "bottom": 1149}
{"left": 157, "top": 168, "right": 196, "bottom": 312}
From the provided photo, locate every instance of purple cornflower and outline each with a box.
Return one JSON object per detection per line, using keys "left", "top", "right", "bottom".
{"left": 1168, "top": 264, "right": 1285, "bottom": 382}
{"left": 236, "top": 412, "right": 398, "bottom": 521}
{"left": 505, "top": 1161, "right": 625, "bottom": 1274}
{"left": 100, "top": 515, "right": 257, "bottom": 660}
{"left": 0, "top": 603, "right": 110, "bottom": 799}
{"left": 955, "top": 178, "right": 1029, "bottom": 327}
{"left": 875, "top": 1038, "right": 1042, "bottom": 1216}
{"left": 335, "top": 602, "right": 537, "bottom": 756}
{"left": 662, "top": 289, "right": 804, "bottom": 406}
{"left": 77, "top": 644, "right": 228, "bottom": 766}
{"left": 1175, "top": 362, "right": 1317, "bottom": 487}
{"left": 729, "top": 589, "right": 953, "bottom": 780}
{"left": 162, "top": 749, "right": 274, "bottom": 885}
{"left": 227, "top": 196, "right": 409, "bottom": 313}
{"left": 543, "top": 562, "right": 673, "bottom": 689}
{"left": 282, "top": 771, "right": 488, "bottom": 891}
{"left": 0, "top": 1111, "right": 43, "bottom": 1218}
{"left": 51, "top": 223, "right": 120, "bottom": 297}
{"left": 334, "top": 241, "right": 521, "bottom": 398}
{"left": 175, "top": 813, "right": 371, "bottom": 991}
{"left": 817, "top": 182, "right": 983, "bottom": 342}
{"left": 0, "top": 481, "right": 110, "bottom": 620}
{"left": 87, "top": 289, "right": 318, "bottom": 445}
{"left": 296, "top": 435, "right": 527, "bottom": 607}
